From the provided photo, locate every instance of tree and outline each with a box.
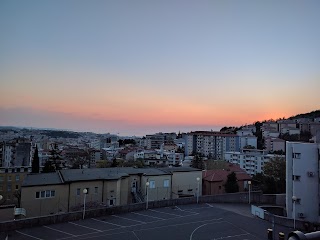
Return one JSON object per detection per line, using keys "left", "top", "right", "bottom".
{"left": 263, "top": 157, "right": 286, "bottom": 193}
{"left": 32, "top": 145, "right": 40, "bottom": 173}
{"left": 42, "top": 143, "right": 63, "bottom": 173}
{"left": 224, "top": 172, "right": 239, "bottom": 193}
{"left": 191, "top": 154, "right": 205, "bottom": 170}
{"left": 111, "top": 158, "right": 118, "bottom": 167}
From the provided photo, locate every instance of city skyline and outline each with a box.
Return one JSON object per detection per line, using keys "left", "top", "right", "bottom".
{"left": 1, "top": 1, "right": 320, "bottom": 136}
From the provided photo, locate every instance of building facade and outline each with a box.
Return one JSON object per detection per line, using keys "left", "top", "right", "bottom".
{"left": 286, "top": 142, "right": 320, "bottom": 223}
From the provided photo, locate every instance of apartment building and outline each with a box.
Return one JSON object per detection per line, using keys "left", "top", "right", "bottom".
{"left": 145, "top": 132, "right": 177, "bottom": 150}
{"left": 0, "top": 140, "right": 32, "bottom": 168}
{"left": 224, "top": 149, "right": 282, "bottom": 176}
{"left": 20, "top": 167, "right": 201, "bottom": 217}
{"left": 286, "top": 142, "right": 320, "bottom": 223}
{"left": 184, "top": 131, "right": 255, "bottom": 160}
{"left": 264, "top": 137, "right": 286, "bottom": 152}
{"left": 0, "top": 167, "right": 31, "bottom": 204}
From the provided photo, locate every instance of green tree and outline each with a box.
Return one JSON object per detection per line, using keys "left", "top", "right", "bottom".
{"left": 263, "top": 157, "right": 286, "bottom": 193}
{"left": 191, "top": 154, "right": 205, "bottom": 170}
{"left": 111, "top": 158, "right": 118, "bottom": 167}
{"left": 224, "top": 172, "right": 239, "bottom": 193}
{"left": 31, "top": 145, "right": 40, "bottom": 173}
{"left": 42, "top": 143, "right": 63, "bottom": 173}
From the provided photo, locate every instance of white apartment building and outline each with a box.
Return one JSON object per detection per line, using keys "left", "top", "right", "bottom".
{"left": 225, "top": 149, "right": 282, "bottom": 176}
{"left": 185, "top": 131, "right": 245, "bottom": 160}
{"left": 239, "top": 136, "right": 257, "bottom": 149}
{"left": 286, "top": 142, "right": 320, "bottom": 223}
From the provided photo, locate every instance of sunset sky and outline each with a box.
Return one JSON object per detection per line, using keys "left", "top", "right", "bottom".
{"left": 1, "top": 1, "right": 319, "bottom": 136}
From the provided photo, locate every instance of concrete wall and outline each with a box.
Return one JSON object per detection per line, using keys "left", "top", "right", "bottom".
{"left": 21, "top": 184, "right": 69, "bottom": 218}
{"left": 141, "top": 174, "right": 172, "bottom": 201}
{"left": 172, "top": 171, "right": 202, "bottom": 199}
{"left": 0, "top": 205, "right": 15, "bottom": 222}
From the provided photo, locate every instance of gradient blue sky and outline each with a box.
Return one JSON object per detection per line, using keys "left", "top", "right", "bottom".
{"left": 1, "top": 0, "right": 319, "bottom": 136}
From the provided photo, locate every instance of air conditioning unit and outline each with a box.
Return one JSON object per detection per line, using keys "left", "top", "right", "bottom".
{"left": 298, "top": 212, "right": 305, "bottom": 218}
{"left": 307, "top": 172, "right": 314, "bottom": 177}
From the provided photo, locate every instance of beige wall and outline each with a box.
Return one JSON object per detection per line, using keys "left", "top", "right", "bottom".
{"left": 172, "top": 171, "right": 202, "bottom": 199}
{"left": 69, "top": 181, "right": 104, "bottom": 210}
{"left": 21, "top": 184, "right": 69, "bottom": 218}
{"left": 141, "top": 175, "right": 172, "bottom": 201}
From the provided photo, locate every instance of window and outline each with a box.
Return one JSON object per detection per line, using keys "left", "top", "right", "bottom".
{"left": 15, "top": 175, "right": 20, "bottom": 181}
{"left": 95, "top": 187, "right": 98, "bottom": 194}
{"left": 8, "top": 176, "right": 12, "bottom": 181}
{"left": 36, "top": 190, "right": 55, "bottom": 199}
{"left": 0, "top": 176, "right": 3, "bottom": 182}
{"left": 15, "top": 185, "right": 19, "bottom": 190}
{"left": 293, "top": 153, "right": 301, "bottom": 159}
{"left": 77, "top": 188, "right": 80, "bottom": 196}
{"left": 7, "top": 184, "right": 11, "bottom": 192}
{"left": 0, "top": 184, "right": 3, "bottom": 191}
{"left": 163, "top": 179, "right": 169, "bottom": 188}
{"left": 293, "top": 175, "right": 301, "bottom": 181}
{"left": 149, "top": 180, "right": 155, "bottom": 189}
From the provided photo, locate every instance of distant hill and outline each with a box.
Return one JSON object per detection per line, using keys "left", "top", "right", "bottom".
{"left": 288, "top": 110, "right": 320, "bottom": 120}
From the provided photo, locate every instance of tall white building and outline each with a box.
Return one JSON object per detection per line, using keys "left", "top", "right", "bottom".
{"left": 225, "top": 149, "right": 282, "bottom": 176}
{"left": 286, "top": 142, "right": 320, "bottom": 223}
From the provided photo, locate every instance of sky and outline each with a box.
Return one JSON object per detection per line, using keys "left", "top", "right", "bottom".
{"left": 0, "top": 0, "right": 319, "bottom": 136}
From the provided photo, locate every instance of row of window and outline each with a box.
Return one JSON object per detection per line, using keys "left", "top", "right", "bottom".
{"left": 0, "top": 175, "right": 20, "bottom": 182}
{"left": 35, "top": 190, "right": 55, "bottom": 199}
{"left": 0, "top": 184, "right": 19, "bottom": 191}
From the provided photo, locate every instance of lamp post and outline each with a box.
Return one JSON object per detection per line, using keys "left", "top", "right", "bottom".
{"left": 292, "top": 196, "right": 297, "bottom": 229}
{"left": 145, "top": 181, "right": 149, "bottom": 210}
{"left": 248, "top": 181, "right": 252, "bottom": 204}
{"left": 82, "top": 188, "right": 88, "bottom": 220}
{"left": 196, "top": 177, "right": 200, "bottom": 204}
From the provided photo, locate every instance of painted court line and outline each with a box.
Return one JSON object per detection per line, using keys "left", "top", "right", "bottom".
{"left": 149, "top": 209, "right": 183, "bottom": 216}
{"left": 111, "top": 214, "right": 146, "bottom": 223}
{"left": 15, "top": 230, "right": 43, "bottom": 240}
{"left": 213, "top": 233, "right": 250, "bottom": 240}
{"left": 189, "top": 223, "right": 208, "bottom": 240}
{"left": 68, "top": 222, "right": 102, "bottom": 232}
{"left": 91, "top": 218, "right": 124, "bottom": 227}
{"left": 132, "top": 212, "right": 165, "bottom": 220}
{"left": 43, "top": 226, "right": 75, "bottom": 236}
{"left": 132, "top": 231, "right": 141, "bottom": 240}
{"left": 175, "top": 205, "right": 198, "bottom": 214}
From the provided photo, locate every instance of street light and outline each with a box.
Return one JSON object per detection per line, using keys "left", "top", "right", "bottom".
{"left": 196, "top": 177, "right": 200, "bottom": 204}
{"left": 145, "top": 182, "right": 149, "bottom": 210}
{"left": 248, "top": 181, "right": 252, "bottom": 204}
{"left": 292, "top": 196, "right": 297, "bottom": 229}
{"left": 82, "top": 188, "right": 88, "bottom": 220}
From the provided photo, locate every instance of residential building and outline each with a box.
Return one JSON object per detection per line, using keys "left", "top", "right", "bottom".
{"left": 286, "top": 142, "right": 320, "bottom": 223}
{"left": 184, "top": 131, "right": 242, "bottom": 160}
{"left": 0, "top": 167, "right": 31, "bottom": 205}
{"left": 224, "top": 149, "right": 283, "bottom": 176}
{"left": 239, "top": 136, "right": 257, "bottom": 149}
{"left": 202, "top": 164, "right": 251, "bottom": 195}
{"left": 264, "top": 137, "right": 286, "bottom": 153}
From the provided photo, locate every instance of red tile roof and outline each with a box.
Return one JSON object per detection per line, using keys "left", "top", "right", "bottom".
{"left": 203, "top": 164, "right": 251, "bottom": 182}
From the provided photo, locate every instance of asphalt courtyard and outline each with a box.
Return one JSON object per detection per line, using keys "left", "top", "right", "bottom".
{"left": 3, "top": 203, "right": 293, "bottom": 240}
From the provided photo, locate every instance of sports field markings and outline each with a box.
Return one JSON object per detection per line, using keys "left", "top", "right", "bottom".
{"left": 68, "top": 222, "right": 102, "bottom": 232}
{"left": 189, "top": 223, "right": 209, "bottom": 240}
{"left": 174, "top": 205, "right": 198, "bottom": 214}
{"left": 111, "top": 214, "right": 146, "bottom": 223}
{"left": 132, "top": 231, "right": 141, "bottom": 240}
{"left": 91, "top": 218, "right": 124, "bottom": 227}
{"left": 206, "top": 203, "right": 214, "bottom": 207}
{"left": 149, "top": 209, "right": 186, "bottom": 217}
{"left": 132, "top": 212, "right": 165, "bottom": 220}
{"left": 15, "top": 230, "right": 43, "bottom": 240}
{"left": 212, "top": 232, "right": 250, "bottom": 240}
{"left": 43, "top": 226, "right": 76, "bottom": 236}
